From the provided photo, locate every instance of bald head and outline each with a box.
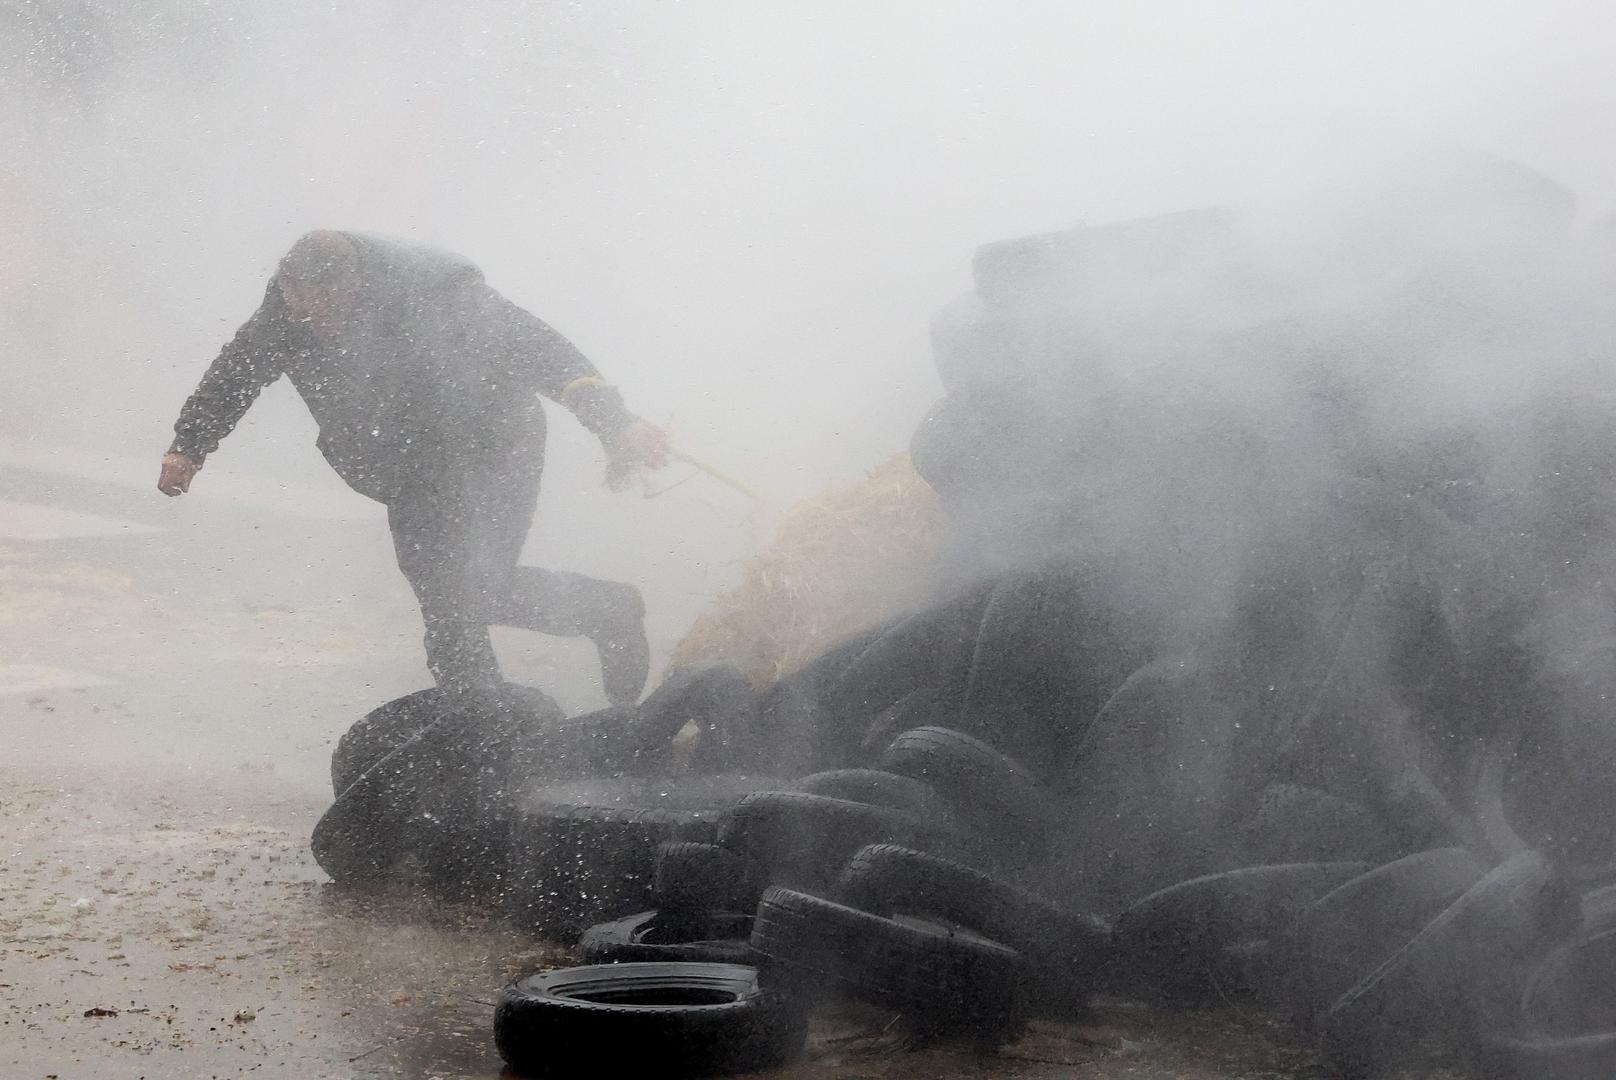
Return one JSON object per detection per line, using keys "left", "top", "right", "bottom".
{"left": 277, "top": 230, "right": 358, "bottom": 285}
{"left": 276, "top": 230, "right": 361, "bottom": 334}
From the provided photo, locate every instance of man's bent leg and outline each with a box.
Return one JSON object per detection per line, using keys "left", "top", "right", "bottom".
{"left": 387, "top": 487, "right": 504, "bottom": 698}
{"left": 461, "top": 435, "right": 651, "bottom": 706}
{"left": 499, "top": 567, "right": 650, "bottom": 706}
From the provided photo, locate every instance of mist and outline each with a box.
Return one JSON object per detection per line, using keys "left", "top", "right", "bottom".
{"left": 6, "top": 2, "right": 1616, "bottom": 650}
{"left": 3, "top": 3, "right": 1609, "bottom": 689}
{"left": 9, "top": 2, "right": 1616, "bottom": 1076}
{"left": 11, "top": 2, "right": 1616, "bottom": 460}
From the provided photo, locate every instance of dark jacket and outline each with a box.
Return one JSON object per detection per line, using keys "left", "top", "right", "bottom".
{"left": 168, "top": 232, "right": 630, "bottom": 502}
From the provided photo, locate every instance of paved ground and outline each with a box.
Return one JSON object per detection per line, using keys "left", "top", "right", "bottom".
{"left": 0, "top": 445, "right": 1444, "bottom": 1078}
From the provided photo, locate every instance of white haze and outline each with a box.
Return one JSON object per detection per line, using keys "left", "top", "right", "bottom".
{"left": 7, "top": 0, "right": 1616, "bottom": 674}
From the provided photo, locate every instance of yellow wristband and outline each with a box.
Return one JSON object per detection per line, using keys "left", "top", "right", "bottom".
{"left": 559, "top": 375, "right": 607, "bottom": 402}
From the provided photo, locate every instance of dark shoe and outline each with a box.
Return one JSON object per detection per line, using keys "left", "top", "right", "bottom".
{"left": 593, "top": 588, "right": 651, "bottom": 706}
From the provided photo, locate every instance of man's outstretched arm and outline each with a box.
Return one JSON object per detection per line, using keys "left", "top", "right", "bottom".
{"left": 158, "top": 297, "right": 290, "bottom": 496}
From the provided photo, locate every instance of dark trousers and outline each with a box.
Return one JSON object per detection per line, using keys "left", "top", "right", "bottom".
{"left": 384, "top": 438, "right": 637, "bottom": 696}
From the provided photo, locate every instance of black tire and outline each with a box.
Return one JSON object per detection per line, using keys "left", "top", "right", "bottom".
{"left": 820, "top": 601, "right": 980, "bottom": 732}
{"left": 331, "top": 687, "right": 439, "bottom": 798}
{"left": 839, "top": 843, "right": 1108, "bottom": 970}
{"left": 494, "top": 962, "right": 806, "bottom": 1078}
{"left": 1319, "top": 849, "right": 1575, "bottom": 1076}
{"left": 310, "top": 786, "right": 406, "bottom": 888}
{"left": 653, "top": 842, "right": 766, "bottom": 915}
{"left": 507, "top": 775, "right": 783, "bottom": 939}
{"left": 860, "top": 685, "right": 959, "bottom": 762}
{"left": 970, "top": 210, "right": 1237, "bottom": 310}
{"left": 794, "top": 769, "right": 952, "bottom": 820}
{"left": 971, "top": 230, "right": 1071, "bottom": 309}
{"left": 314, "top": 705, "right": 517, "bottom": 899}
{"left": 716, "top": 790, "right": 952, "bottom": 889}
{"left": 1483, "top": 927, "right": 1616, "bottom": 1079}
{"left": 578, "top": 910, "right": 758, "bottom": 967}
{"left": 1520, "top": 926, "right": 1616, "bottom": 1038}
{"left": 928, "top": 292, "right": 1010, "bottom": 394}
{"left": 1111, "top": 861, "right": 1370, "bottom": 1002}
{"left": 958, "top": 568, "right": 1121, "bottom": 782}
{"left": 635, "top": 664, "right": 760, "bottom": 773}
{"left": 510, "top": 704, "right": 692, "bottom": 781}
{"left": 735, "top": 623, "right": 898, "bottom": 775}
{"left": 880, "top": 726, "right": 1054, "bottom": 848}
{"left": 1237, "top": 784, "right": 1402, "bottom": 867}
{"left": 837, "top": 844, "right": 1109, "bottom": 1016}
{"left": 1583, "top": 881, "right": 1616, "bottom": 932}
{"left": 1490, "top": 1031, "right": 1616, "bottom": 1080}
{"left": 333, "top": 683, "right": 561, "bottom": 798}
{"left": 911, "top": 393, "right": 1014, "bottom": 498}
{"left": 751, "top": 885, "right": 1027, "bottom": 1037}
{"left": 1280, "top": 846, "right": 1489, "bottom": 1025}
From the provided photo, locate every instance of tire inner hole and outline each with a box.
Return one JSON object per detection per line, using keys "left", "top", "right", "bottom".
{"left": 566, "top": 988, "right": 740, "bottom": 1007}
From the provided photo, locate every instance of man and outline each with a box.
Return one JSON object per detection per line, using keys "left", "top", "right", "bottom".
{"left": 158, "top": 230, "right": 669, "bottom": 705}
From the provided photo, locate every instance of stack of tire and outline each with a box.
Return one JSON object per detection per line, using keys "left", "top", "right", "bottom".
{"left": 1098, "top": 840, "right": 1616, "bottom": 1078}
{"left": 493, "top": 725, "right": 1113, "bottom": 1075}
{"left": 911, "top": 206, "right": 1260, "bottom": 587}
{"left": 497, "top": 834, "right": 1616, "bottom": 1076}
{"left": 711, "top": 564, "right": 1153, "bottom": 805}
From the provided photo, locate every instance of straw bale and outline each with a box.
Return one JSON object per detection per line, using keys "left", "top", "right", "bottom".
{"left": 666, "top": 454, "right": 944, "bottom": 685}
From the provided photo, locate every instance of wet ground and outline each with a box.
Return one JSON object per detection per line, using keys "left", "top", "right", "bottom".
{"left": 0, "top": 445, "right": 1447, "bottom": 1078}
{"left": 1, "top": 764, "right": 1322, "bottom": 1080}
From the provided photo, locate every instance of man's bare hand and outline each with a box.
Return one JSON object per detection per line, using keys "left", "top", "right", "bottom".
{"left": 604, "top": 419, "right": 671, "bottom": 491}
{"left": 611, "top": 419, "right": 671, "bottom": 470}
{"left": 158, "top": 452, "right": 203, "bottom": 497}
